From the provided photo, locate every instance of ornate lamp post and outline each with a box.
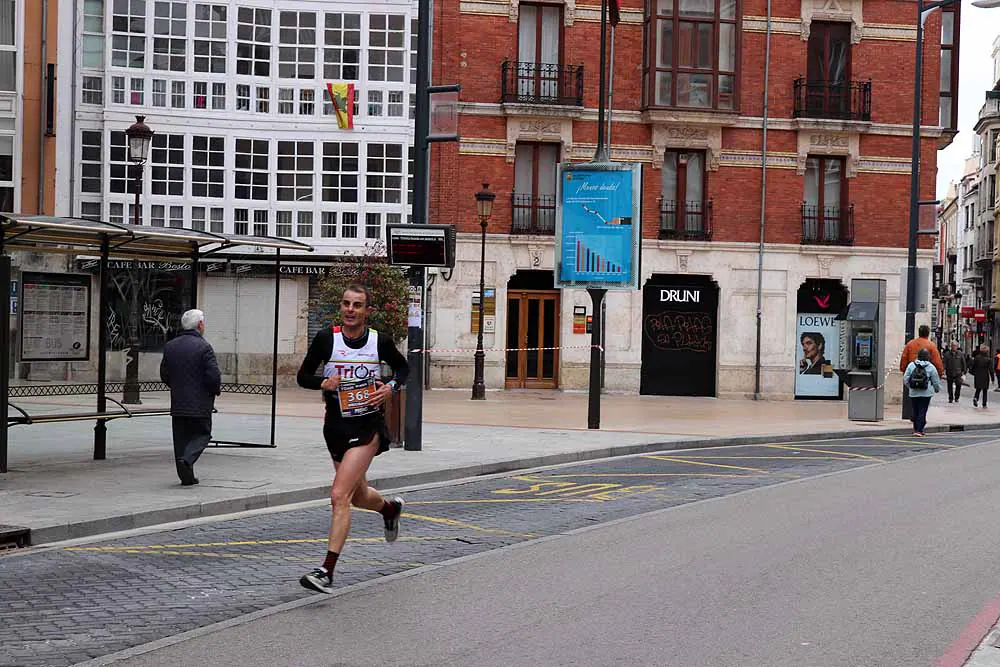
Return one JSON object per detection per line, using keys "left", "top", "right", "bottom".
{"left": 471, "top": 182, "right": 495, "bottom": 400}
{"left": 123, "top": 115, "right": 154, "bottom": 405}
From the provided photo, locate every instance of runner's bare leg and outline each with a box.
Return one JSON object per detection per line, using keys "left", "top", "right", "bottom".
{"left": 328, "top": 440, "right": 379, "bottom": 554}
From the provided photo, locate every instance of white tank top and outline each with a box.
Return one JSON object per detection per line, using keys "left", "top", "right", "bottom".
{"left": 324, "top": 327, "right": 381, "bottom": 418}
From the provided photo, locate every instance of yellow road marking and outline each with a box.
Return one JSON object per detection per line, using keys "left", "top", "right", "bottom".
{"left": 872, "top": 436, "right": 958, "bottom": 449}
{"left": 529, "top": 472, "right": 761, "bottom": 478}
{"left": 406, "top": 498, "right": 597, "bottom": 504}
{"left": 642, "top": 455, "right": 772, "bottom": 473}
{"left": 763, "top": 444, "right": 883, "bottom": 462}
{"left": 668, "top": 455, "right": 856, "bottom": 461}
{"left": 66, "top": 548, "right": 426, "bottom": 566}
{"left": 65, "top": 536, "right": 448, "bottom": 552}
{"left": 401, "top": 511, "right": 537, "bottom": 538}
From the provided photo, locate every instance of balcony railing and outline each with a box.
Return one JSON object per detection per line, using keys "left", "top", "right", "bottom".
{"left": 511, "top": 193, "right": 556, "bottom": 235}
{"left": 801, "top": 203, "right": 854, "bottom": 245}
{"left": 793, "top": 78, "right": 872, "bottom": 122}
{"left": 659, "top": 199, "right": 713, "bottom": 240}
{"left": 501, "top": 61, "right": 585, "bottom": 107}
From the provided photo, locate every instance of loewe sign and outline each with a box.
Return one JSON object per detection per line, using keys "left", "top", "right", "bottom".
{"left": 660, "top": 289, "right": 700, "bottom": 303}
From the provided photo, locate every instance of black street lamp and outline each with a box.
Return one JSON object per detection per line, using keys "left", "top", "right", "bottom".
{"left": 903, "top": 0, "right": 996, "bottom": 418}
{"left": 123, "top": 115, "right": 154, "bottom": 405}
{"left": 471, "top": 182, "right": 495, "bottom": 401}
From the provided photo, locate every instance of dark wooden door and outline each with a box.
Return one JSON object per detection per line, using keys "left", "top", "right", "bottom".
{"left": 505, "top": 290, "right": 560, "bottom": 389}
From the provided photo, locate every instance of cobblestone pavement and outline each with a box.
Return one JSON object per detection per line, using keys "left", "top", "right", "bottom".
{"left": 1, "top": 431, "right": 995, "bottom": 667}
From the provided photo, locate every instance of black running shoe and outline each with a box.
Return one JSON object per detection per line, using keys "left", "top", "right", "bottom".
{"left": 383, "top": 497, "right": 404, "bottom": 543}
{"left": 299, "top": 567, "right": 333, "bottom": 594}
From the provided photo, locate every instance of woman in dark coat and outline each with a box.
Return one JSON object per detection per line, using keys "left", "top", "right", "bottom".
{"left": 971, "top": 344, "right": 993, "bottom": 408}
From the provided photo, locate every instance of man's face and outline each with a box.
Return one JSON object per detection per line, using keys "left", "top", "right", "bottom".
{"left": 340, "top": 290, "right": 370, "bottom": 328}
{"left": 801, "top": 337, "right": 819, "bottom": 360}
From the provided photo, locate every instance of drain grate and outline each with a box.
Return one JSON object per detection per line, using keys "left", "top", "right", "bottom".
{"left": 0, "top": 524, "right": 30, "bottom": 550}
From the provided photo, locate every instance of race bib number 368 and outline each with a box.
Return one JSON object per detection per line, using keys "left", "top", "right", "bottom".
{"left": 337, "top": 377, "right": 378, "bottom": 418}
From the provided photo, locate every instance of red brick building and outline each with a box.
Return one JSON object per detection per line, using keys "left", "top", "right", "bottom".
{"left": 425, "top": 0, "right": 959, "bottom": 399}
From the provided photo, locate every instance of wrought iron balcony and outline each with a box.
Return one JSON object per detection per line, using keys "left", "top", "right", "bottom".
{"left": 801, "top": 203, "right": 854, "bottom": 245}
{"left": 793, "top": 78, "right": 872, "bottom": 122}
{"left": 511, "top": 193, "right": 556, "bottom": 235}
{"left": 501, "top": 61, "right": 584, "bottom": 107}
{"left": 659, "top": 199, "right": 713, "bottom": 241}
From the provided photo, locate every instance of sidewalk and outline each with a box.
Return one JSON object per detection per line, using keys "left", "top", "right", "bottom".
{"left": 3, "top": 387, "right": 999, "bottom": 546}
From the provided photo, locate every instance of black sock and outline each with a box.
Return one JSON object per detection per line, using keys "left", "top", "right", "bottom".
{"left": 322, "top": 551, "right": 339, "bottom": 575}
{"left": 379, "top": 499, "right": 400, "bottom": 518}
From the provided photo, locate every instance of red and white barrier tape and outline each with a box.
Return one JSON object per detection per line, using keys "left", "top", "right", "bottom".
{"left": 409, "top": 344, "right": 604, "bottom": 354}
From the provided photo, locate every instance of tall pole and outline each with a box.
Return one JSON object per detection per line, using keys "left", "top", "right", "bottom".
{"left": 587, "top": 288, "right": 606, "bottom": 429}
{"left": 594, "top": 0, "right": 609, "bottom": 163}
{"left": 903, "top": 0, "right": 925, "bottom": 420}
{"left": 472, "top": 220, "right": 487, "bottom": 400}
{"left": 123, "top": 163, "right": 142, "bottom": 404}
{"left": 405, "top": 0, "right": 432, "bottom": 450}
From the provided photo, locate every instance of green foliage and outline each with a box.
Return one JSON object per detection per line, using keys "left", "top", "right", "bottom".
{"left": 311, "top": 241, "right": 410, "bottom": 343}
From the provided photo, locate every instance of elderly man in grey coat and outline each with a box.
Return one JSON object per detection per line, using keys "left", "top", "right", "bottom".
{"left": 160, "top": 309, "right": 221, "bottom": 486}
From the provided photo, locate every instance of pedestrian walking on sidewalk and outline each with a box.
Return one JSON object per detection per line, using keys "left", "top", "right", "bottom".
{"left": 296, "top": 283, "right": 409, "bottom": 595}
{"left": 898, "top": 324, "right": 945, "bottom": 378}
{"left": 971, "top": 345, "right": 993, "bottom": 408}
{"left": 902, "top": 347, "right": 941, "bottom": 436}
{"left": 942, "top": 341, "right": 967, "bottom": 403}
{"left": 993, "top": 349, "right": 1000, "bottom": 392}
{"left": 159, "top": 309, "right": 221, "bottom": 486}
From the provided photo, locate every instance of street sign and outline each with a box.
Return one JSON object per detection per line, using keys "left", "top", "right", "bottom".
{"left": 898, "top": 267, "right": 930, "bottom": 313}
{"left": 386, "top": 224, "right": 456, "bottom": 268}
{"left": 555, "top": 162, "right": 641, "bottom": 290}
{"left": 975, "top": 309, "right": 987, "bottom": 322}
{"left": 961, "top": 306, "right": 975, "bottom": 318}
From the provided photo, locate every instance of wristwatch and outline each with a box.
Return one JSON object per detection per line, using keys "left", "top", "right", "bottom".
{"left": 387, "top": 380, "right": 401, "bottom": 393}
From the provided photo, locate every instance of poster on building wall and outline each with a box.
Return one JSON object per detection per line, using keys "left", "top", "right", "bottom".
{"left": 794, "top": 279, "right": 848, "bottom": 400}
{"left": 19, "top": 272, "right": 91, "bottom": 362}
{"left": 470, "top": 289, "right": 495, "bottom": 334}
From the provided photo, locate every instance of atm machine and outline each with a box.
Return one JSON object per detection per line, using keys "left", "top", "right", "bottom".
{"left": 836, "top": 278, "right": 887, "bottom": 422}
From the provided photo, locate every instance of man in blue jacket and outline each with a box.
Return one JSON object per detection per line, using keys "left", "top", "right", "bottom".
{"left": 160, "top": 309, "right": 221, "bottom": 485}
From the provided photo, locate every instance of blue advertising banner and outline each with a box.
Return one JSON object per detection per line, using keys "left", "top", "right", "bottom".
{"left": 555, "top": 162, "right": 641, "bottom": 290}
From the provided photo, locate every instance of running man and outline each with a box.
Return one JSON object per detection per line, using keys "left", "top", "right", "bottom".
{"left": 296, "top": 283, "right": 409, "bottom": 594}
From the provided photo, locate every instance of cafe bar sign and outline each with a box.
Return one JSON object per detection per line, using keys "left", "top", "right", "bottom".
{"left": 74, "top": 258, "right": 345, "bottom": 277}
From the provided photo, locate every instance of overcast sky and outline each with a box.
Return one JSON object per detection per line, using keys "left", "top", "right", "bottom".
{"left": 936, "top": 2, "right": 999, "bottom": 198}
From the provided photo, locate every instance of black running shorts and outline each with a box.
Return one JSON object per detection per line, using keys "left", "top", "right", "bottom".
{"left": 322, "top": 412, "right": 391, "bottom": 463}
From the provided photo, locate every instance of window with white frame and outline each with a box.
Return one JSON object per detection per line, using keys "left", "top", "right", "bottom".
{"left": 323, "top": 13, "right": 361, "bottom": 80}
{"left": 297, "top": 211, "right": 313, "bottom": 237}
{"left": 130, "top": 78, "right": 144, "bottom": 104}
{"left": 192, "top": 205, "right": 206, "bottom": 230}
{"left": 278, "top": 88, "right": 294, "bottom": 114}
{"left": 278, "top": 11, "right": 317, "bottom": 79}
{"left": 256, "top": 86, "right": 269, "bottom": 112}
{"left": 253, "top": 209, "right": 268, "bottom": 236}
{"left": 322, "top": 142, "right": 359, "bottom": 202}
{"left": 234, "top": 207, "right": 249, "bottom": 234}
{"left": 171, "top": 80, "right": 185, "bottom": 107}
{"left": 192, "top": 135, "right": 224, "bottom": 198}
{"left": 212, "top": 82, "right": 225, "bottom": 109}
{"left": 0, "top": 1, "right": 11, "bottom": 92}
{"left": 151, "top": 204, "right": 165, "bottom": 226}
{"left": 236, "top": 83, "right": 250, "bottom": 110}
{"left": 366, "top": 143, "right": 403, "bottom": 203}
{"left": 365, "top": 212, "right": 381, "bottom": 239}
{"left": 109, "top": 131, "right": 130, "bottom": 193}
{"left": 342, "top": 211, "right": 358, "bottom": 238}
{"left": 299, "top": 89, "right": 314, "bottom": 115}
{"left": 129, "top": 202, "right": 143, "bottom": 225}
{"left": 83, "top": 0, "right": 106, "bottom": 69}
{"left": 80, "top": 131, "right": 103, "bottom": 194}
{"left": 169, "top": 205, "right": 184, "bottom": 228}
{"left": 112, "top": 0, "right": 146, "bottom": 68}
{"left": 151, "top": 133, "right": 184, "bottom": 196}
{"left": 276, "top": 140, "right": 314, "bottom": 201}
{"left": 210, "top": 207, "right": 224, "bottom": 233}
{"left": 235, "top": 138, "right": 269, "bottom": 200}
{"left": 194, "top": 81, "right": 208, "bottom": 108}
{"left": 368, "top": 14, "right": 406, "bottom": 82}
{"left": 321, "top": 211, "right": 337, "bottom": 238}
{"left": 368, "top": 90, "right": 383, "bottom": 117}
{"left": 236, "top": 7, "right": 271, "bottom": 77}
{"left": 152, "top": 78, "right": 166, "bottom": 106}
{"left": 112, "top": 75, "right": 126, "bottom": 103}
{"left": 407, "top": 145, "right": 414, "bottom": 205}
{"left": 276, "top": 210, "right": 293, "bottom": 237}
{"left": 81, "top": 201, "right": 103, "bottom": 221}
{"left": 410, "top": 18, "right": 417, "bottom": 84}
{"left": 194, "top": 4, "right": 227, "bottom": 73}
{"left": 152, "top": 0, "right": 185, "bottom": 71}
{"left": 109, "top": 202, "right": 125, "bottom": 224}
{"left": 388, "top": 90, "right": 404, "bottom": 117}
{"left": 82, "top": 76, "right": 104, "bottom": 105}
{"left": 410, "top": 93, "right": 416, "bottom": 120}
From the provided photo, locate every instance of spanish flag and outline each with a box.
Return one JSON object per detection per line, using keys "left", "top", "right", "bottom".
{"left": 327, "top": 83, "right": 355, "bottom": 130}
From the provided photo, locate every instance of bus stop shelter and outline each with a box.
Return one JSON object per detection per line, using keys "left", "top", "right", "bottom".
{"left": 0, "top": 215, "right": 313, "bottom": 473}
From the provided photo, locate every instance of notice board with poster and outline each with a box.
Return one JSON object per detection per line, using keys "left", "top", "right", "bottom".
{"left": 19, "top": 272, "right": 91, "bottom": 362}
{"left": 794, "top": 279, "right": 848, "bottom": 400}
{"left": 470, "top": 288, "right": 496, "bottom": 334}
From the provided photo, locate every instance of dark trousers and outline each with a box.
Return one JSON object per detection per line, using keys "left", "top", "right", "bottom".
{"left": 172, "top": 416, "right": 213, "bottom": 466}
{"left": 975, "top": 388, "right": 989, "bottom": 407}
{"left": 910, "top": 396, "right": 931, "bottom": 433}
{"left": 947, "top": 376, "right": 963, "bottom": 402}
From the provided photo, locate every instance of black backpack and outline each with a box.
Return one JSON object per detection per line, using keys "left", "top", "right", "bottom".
{"left": 908, "top": 362, "right": 929, "bottom": 390}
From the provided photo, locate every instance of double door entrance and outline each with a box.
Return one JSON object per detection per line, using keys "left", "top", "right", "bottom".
{"left": 505, "top": 290, "right": 559, "bottom": 389}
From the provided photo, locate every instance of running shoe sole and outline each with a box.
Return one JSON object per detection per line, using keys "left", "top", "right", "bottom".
{"left": 384, "top": 497, "right": 404, "bottom": 543}
{"left": 299, "top": 571, "right": 333, "bottom": 594}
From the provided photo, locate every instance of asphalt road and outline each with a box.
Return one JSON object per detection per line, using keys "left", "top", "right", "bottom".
{"left": 6, "top": 431, "right": 1000, "bottom": 666}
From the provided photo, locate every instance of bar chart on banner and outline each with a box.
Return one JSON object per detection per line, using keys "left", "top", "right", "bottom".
{"left": 568, "top": 236, "right": 627, "bottom": 276}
